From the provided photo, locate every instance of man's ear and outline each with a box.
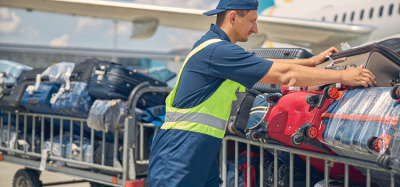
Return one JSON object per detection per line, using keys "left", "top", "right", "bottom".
{"left": 229, "top": 11, "right": 237, "bottom": 25}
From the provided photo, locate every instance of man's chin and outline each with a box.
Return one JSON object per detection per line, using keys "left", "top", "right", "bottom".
{"left": 239, "top": 38, "right": 249, "bottom": 42}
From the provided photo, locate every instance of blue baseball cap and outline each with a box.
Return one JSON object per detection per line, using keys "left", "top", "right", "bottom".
{"left": 203, "top": 0, "right": 258, "bottom": 16}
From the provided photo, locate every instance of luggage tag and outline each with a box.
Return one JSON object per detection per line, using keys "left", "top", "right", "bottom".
{"left": 39, "top": 149, "right": 49, "bottom": 171}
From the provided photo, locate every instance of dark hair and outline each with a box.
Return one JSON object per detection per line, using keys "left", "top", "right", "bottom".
{"left": 216, "top": 1, "right": 259, "bottom": 27}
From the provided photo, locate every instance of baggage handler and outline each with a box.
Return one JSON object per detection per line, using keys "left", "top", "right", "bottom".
{"left": 148, "top": 0, "right": 376, "bottom": 186}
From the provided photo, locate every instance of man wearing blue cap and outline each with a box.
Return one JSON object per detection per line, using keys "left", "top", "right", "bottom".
{"left": 148, "top": 0, "right": 375, "bottom": 186}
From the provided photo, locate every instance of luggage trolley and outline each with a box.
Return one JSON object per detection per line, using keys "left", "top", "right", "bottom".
{"left": 220, "top": 135, "right": 398, "bottom": 187}
{"left": 0, "top": 82, "right": 170, "bottom": 187}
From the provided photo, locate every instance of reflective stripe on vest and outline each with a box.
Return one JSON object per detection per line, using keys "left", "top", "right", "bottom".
{"left": 161, "top": 38, "right": 243, "bottom": 139}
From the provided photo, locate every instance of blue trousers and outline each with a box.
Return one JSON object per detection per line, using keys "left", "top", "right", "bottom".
{"left": 148, "top": 129, "right": 223, "bottom": 187}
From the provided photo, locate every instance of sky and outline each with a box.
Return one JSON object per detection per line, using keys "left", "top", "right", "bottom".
{"left": 0, "top": 0, "right": 220, "bottom": 52}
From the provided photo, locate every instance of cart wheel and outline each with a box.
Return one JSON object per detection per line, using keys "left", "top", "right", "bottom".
{"left": 278, "top": 164, "right": 289, "bottom": 187}
{"left": 390, "top": 85, "right": 400, "bottom": 100}
{"left": 12, "top": 169, "right": 42, "bottom": 187}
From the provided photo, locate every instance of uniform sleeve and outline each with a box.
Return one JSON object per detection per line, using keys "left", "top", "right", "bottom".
{"left": 208, "top": 42, "right": 273, "bottom": 89}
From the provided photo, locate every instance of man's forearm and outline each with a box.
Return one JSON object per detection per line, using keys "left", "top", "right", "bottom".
{"left": 266, "top": 58, "right": 316, "bottom": 67}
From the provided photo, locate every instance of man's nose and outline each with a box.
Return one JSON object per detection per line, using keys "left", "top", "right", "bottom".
{"left": 252, "top": 23, "right": 258, "bottom": 34}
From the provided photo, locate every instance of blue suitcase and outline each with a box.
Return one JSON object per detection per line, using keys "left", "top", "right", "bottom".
{"left": 0, "top": 68, "right": 46, "bottom": 113}
{"left": 21, "top": 83, "right": 61, "bottom": 114}
{"left": 0, "top": 60, "right": 32, "bottom": 84}
{"left": 88, "top": 62, "right": 169, "bottom": 109}
{"left": 51, "top": 82, "right": 93, "bottom": 117}
{"left": 321, "top": 87, "right": 400, "bottom": 187}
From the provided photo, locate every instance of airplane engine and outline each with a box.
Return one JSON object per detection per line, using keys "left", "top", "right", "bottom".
{"left": 130, "top": 18, "right": 159, "bottom": 39}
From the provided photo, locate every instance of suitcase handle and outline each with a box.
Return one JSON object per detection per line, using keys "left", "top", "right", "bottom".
{"left": 27, "top": 98, "right": 40, "bottom": 107}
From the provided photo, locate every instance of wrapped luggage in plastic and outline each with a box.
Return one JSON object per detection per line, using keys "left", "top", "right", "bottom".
{"left": 51, "top": 82, "right": 93, "bottom": 117}
{"left": 0, "top": 59, "right": 32, "bottom": 84}
{"left": 322, "top": 87, "right": 399, "bottom": 159}
{"left": 321, "top": 87, "right": 400, "bottom": 187}
{"left": 40, "top": 62, "right": 75, "bottom": 84}
{"left": 87, "top": 99, "right": 127, "bottom": 133}
{"left": 43, "top": 132, "right": 92, "bottom": 167}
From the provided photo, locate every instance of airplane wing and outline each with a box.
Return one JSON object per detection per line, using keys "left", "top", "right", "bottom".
{"left": 0, "top": 0, "right": 375, "bottom": 51}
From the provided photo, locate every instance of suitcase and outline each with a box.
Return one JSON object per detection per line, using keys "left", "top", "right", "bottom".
{"left": 0, "top": 68, "right": 46, "bottom": 113}
{"left": 88, "top": 62, "right": 169, "bottom": 109}
{"left": 248, "top": 48, "right": 314, "bottom": 93}
{"left": 40, "top": 62, "right": 75, "bottom": 84}
{"left": 87, "top": 99, "right": 127, "bottom": 133}
{"left": 315, "top": 44, "right": 400, "bottom": 87}
{"left": 70, "top": 59, "right": 99, "bottom": 82}
{"left": 245, "top": 90, "right": 369, "bottom": 185}
{"left": 226, "top": 88, "right": 260, "bottom": 138}
{"left": 0, "top": 60, "right": 32, "bottom": 84}
{"left": 21, "top": 83, "right": 61, "bottom": 114}
{"left": 51, "top": 59, "right": 98, "bottom": 117}
{"left": 247, "top": 48, "right": 314, "bottom": 59}
{"left": 321, "top": 87, "right": 400, "bottom": 187}
{"left": 148, "top": 68, "right": 176, "bottom": 82}
{"left": 51, "top": 82, "right": 93, "bottom": 117}
{"left": 376, "top": 38, "right": 400, "bottom": 55}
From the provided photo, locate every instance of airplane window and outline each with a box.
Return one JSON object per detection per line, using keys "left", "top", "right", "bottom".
{"left": 351, "top": 11, "right": 355, "bottom": 21}
{"left": 379, "top": 6, "right": 384, "bottom": 17}
{"left": 360, "top": 9, "right": 364, "bottom": 20}
{"left": 334, "top": 15, "right": 338, "bottom": 22}
{"left": 370, "top": 7, "right": 374, "bottom": 18}
{"left": 389, "top": 4, "right": 393, "bottom": 15}
{"left": 342, "top": 13, "right": 346, "bottom": 22}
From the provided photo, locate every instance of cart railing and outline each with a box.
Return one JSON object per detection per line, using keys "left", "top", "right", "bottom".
{"left": 220, "top": 135, "right": 397, "bottom": 187}
{"left": 0, "top": 82, "right": 171, "bottom": 187}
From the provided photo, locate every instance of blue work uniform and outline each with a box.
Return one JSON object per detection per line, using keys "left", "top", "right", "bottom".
{"left": 148, "top": 24, "right": 273, "bottom": 187}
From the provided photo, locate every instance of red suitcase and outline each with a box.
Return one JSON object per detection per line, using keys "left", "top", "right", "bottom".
{"left": 248, "top": 89, "right": 372, "bottom": 185}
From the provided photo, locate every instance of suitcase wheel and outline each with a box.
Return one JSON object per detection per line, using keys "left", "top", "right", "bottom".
{"left": 377, "top": 154, "right": 391, "bottom": 170}
{"left": 278, "top": 164, "right": 289, "bottom": 187}
{"left": 291, "top": 133, "right": 306, "bottom": 146}
{"left": 305, "top": 126, "right": 317, "bottom": 139}
{"left": 367, "top": 136, "right": 386, "bottom": 153}
{"left": 390, "top": 84, "right": 400, "bottom": 100}
{"left": 323, "top": 86, "right": 339, "bottom": 99}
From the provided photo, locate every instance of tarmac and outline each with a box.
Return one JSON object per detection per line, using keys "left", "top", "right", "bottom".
{"left": 0, "top": 161, "right": 89, "bottom": 187}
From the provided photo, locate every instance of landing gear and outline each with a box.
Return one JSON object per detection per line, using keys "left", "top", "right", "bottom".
{"left": 12, "top": 169, "right": 42, "bottom": 187}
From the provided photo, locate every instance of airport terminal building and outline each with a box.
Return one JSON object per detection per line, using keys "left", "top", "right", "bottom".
{"left": 0, "top": 43, "right": 188, "bottom": 72}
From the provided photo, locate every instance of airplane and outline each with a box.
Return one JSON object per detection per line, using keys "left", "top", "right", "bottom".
{"left": 0, "top": 0, "right": 399, "bottom": 53}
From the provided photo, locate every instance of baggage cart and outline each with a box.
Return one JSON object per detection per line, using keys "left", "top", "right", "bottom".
{"left": 220, "top": 135, "right": 398, "bottom": 187}
{"left": 0, "top": 82, "right": 170, "bottom": 187}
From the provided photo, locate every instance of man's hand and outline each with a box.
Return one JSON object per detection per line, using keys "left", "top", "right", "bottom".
{"left": 311, "top": 47, "right": 339, "bottom": 66}
{"left": 340, "top": 65, "right": 376, "bottom": 87}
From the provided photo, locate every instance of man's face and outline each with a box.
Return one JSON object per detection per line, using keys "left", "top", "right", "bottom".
{"left": 232, "top": 10, "right": 258, "bottom": 42}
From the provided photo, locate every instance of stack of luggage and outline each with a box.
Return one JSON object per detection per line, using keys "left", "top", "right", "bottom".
{"left": 225, "top": 38, "right": 400, "bottom": 187}
{"left": 0, "top": 58, "right": 172, "bottom": 171}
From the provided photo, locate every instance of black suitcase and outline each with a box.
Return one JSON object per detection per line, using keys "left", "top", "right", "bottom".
{"left": 376, "top": 38, "right": 400, "bottom": 55}
{"left": 316, "top": 44, "right": 400, "bottom": 87}
{"left": 0, "top": 68, "right": 46, "bottom": 112}
{"left": 248, "top": 48, "right": 314, "bottom": 59}
{"left": 88, "top": 62, "right": 169, "bottom": 109}
{"left": 248, "top": 48, "right": 314, "bottom": 93}
{"left": 226, "top": 89, "right": 261, "bottom": 138}
{"left": 70, "top": 59, "right": 107, "bottom": 82}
